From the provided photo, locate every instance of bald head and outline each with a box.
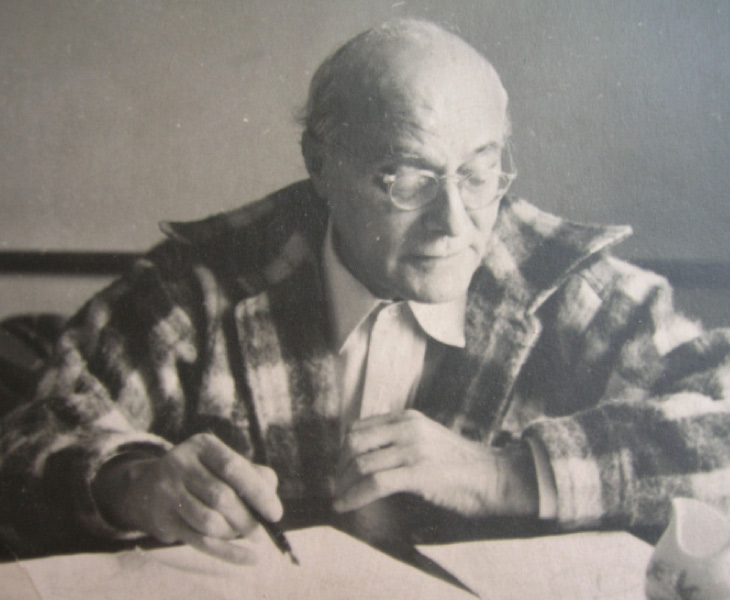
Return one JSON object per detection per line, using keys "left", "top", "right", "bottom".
{"left": 300, "top": 20, "right": 514, "bottom": 303}
{"left": 302, "top": 19, "right": 509, "bottom": 151}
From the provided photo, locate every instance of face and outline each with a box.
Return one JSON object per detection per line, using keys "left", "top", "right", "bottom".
{"left": 311, "top": 42, "right": 509, "bottom": 303}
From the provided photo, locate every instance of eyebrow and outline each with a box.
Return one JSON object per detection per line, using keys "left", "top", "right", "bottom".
{"left": 376, "top": 141, "right": 502, "bottom": 171}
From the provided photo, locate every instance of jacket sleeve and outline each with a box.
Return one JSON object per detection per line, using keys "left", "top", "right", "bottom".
{"left": 0, "top": 254, "right": 208, "bottom": 555}
{"left": 522, "top": 256, "right": 730, "bottom": 532}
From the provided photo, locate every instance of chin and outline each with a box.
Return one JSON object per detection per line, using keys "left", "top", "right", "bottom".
{"left": 396, "top": 255, "right": 477, "bottom": 303}
{"left": 410, "top": 289, "right": 462, "bottom": 303}
{"left": 399, "top": 271, "right": 474, "bottom": 303}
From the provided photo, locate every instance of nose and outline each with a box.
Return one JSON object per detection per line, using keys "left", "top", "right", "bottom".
{"left": 425, "top": 179, "right": 471, "bottom": 237}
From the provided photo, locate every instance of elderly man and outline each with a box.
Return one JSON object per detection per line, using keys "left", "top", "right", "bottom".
{"left": 1, "top": 19, "right": 729, "bottom": 562}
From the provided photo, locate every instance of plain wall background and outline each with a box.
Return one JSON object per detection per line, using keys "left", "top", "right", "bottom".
{"left": 1, "top": 0, "right": 728, "bottom": 320}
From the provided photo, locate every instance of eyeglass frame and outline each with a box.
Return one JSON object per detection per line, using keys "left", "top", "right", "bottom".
{"left": 313, "top": 131, "right": 517, "bottom": 212}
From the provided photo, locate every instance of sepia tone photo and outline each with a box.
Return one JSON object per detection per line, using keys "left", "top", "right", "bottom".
{"left": 1, "top": 2, "right": 729, "bottom": 598}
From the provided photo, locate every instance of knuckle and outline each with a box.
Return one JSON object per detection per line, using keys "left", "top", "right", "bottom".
{"left": 240, "top": 515, "right": 261, "bottom": 537}
{"left": 404, "top": 409, "right": 421, "bottom": 421}
{"left": 353, "top": 454, "right": 371, "bottom": 476}
{"left": 193, "top": 431, "right": 217, "bottom": 445}
{"left": 207, "top": 483, "right": 234, "bottom": 509}
{"left": 404, "top": 446, "right": 423, "bottom": 465}
{"left": 158, "top": 479, "right": 181, "bottom": 501}
{"left": 164, "top": 444, "right": 185, "bottom": 463}
{"left": 189, "top": 432, "right": 221, "bottom": 455}
{"left": 155, "top": 529, "right": 177, "bottom": 544}
{"left": 410, "top": 416, "right": 429, "bottom": 437}
{"left": 163, "top": 455, "right": 187, "bottom": 477}
{"left": 199, "top": 510, "right": 216, "bottom": 529}
{"left": 341, "top": 435, "right": 355, "bottom": 456}
{"left": 184, "top": 433, "right": 207, "bottom": 451}
{"left": 167, "top": 444, "right": 199, "bottom": 469}
{"left": 257, "top": 464, "right": 278, "bottom": 486}
{"left": 217, "top": 457, "right": 240, "bottom": 482}
{"left": 368, "top": 472, "right": 388, "bottom": 496}
{"left": 152, "top": 520, "right": 179, "bottom": 544}
{"left": 200, "top": 511, "right": 226, "bottom": 535}
{"left": 346, "top": 431, "right": 365, "bottom": 455}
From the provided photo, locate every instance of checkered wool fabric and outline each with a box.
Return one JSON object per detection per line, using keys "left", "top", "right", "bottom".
{"left": 1, "top": 180, "right": 728, "bottom": 556}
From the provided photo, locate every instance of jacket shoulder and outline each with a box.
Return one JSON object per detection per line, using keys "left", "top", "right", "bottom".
{"left": 575, "top": 254, "right": 670, "bottom": 301}
{"left": 138, "top": 180, "right": 326, "bottom": 297}
{"left": 544, "top": 252, "right": 702, "bottom": 355}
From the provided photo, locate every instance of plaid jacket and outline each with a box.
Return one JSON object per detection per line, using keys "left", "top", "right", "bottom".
{"left": 2, "top": 180, "right": 729, "bottom": 554}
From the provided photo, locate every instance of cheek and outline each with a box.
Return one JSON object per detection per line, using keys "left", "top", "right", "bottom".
{"left": 330, "top": 190, "right": 402, "bottom": 268}
{"left": 340, "top": 188, "right": 411, "bottom": 251}
{"left": 377, "top": 215, "right": 420, "bottom": 262}
{"left": 470, "top": 203, "right": 501, "bottom": 249}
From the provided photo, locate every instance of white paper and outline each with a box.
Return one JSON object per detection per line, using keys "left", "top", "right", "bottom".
{"left": 3, "top": 528, "right": 655, "bottom": 599}
{"left": 13, "top": 527, "right": 473, "bottom": 600}
{"left": 417, "top": 531, "right": 653, "bottom": 600}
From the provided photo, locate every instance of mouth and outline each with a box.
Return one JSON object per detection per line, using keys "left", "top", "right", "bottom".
{"left": 409, "top": 247, "right": 470, "bottom": 260}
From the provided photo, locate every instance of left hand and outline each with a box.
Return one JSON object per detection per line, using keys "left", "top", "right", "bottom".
{"left": 333, "top": 409, "right": 539, "bottom": 518}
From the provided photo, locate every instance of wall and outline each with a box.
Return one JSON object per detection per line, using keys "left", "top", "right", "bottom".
{"left": 1, "top": 0, "right": 728, "bottom": 322}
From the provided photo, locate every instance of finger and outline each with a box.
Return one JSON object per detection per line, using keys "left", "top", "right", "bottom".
{"left": 175, "top": 489, "right": 239, "bottom": 539}
{"left": 197, "top": 435, "right": 283, "bottom": 522}
{"left": 335, "top": 443, "right": 412, "bottom": 498}
{"left": 337, "top": 419, "right": 417, "bottom": 476}
{"left": 184, "top": 475, "right": 258, "bottom": 536}
{"left": 333, "top": 467, "right": 412, "bottom": 513}
{"left": 347, "top": 410, "right": 408, "bottom": 432}
{"left": 177, "top": 522, "right": 259, "bottom": 565}
{"left": 255, "top": 463, "right": 279, "bottom": 488}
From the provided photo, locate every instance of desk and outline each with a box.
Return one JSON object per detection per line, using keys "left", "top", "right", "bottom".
{"left": 2, "top": 527, "right": 653, "bottom": 600}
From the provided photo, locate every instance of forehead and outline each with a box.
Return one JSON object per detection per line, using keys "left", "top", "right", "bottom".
{"left": 338, "top": 40, "right": 507, "bottom": 162}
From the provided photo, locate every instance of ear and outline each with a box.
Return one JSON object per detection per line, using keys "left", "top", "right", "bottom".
{"left": 301, "top": 131, "right": 328, "bottom": 199}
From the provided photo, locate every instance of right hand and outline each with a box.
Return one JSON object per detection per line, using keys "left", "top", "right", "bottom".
{"left": 92, "top": 433, "right": 283, "bottom": 564}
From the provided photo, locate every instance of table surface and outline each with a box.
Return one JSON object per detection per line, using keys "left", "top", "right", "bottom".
{"left": 2, "top": 526, "right": 653, "bottom": 600}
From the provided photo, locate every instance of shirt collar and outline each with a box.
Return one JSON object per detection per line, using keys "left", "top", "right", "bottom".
{"left": 323, "top": 221, "right": 466, "bottom": 352}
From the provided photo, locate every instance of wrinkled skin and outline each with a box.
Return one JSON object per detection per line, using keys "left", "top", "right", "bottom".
{"left": 93, "top": 433, "right": 282, "bottom": 564}
{"left": 333, "top": 410, "right": 538, "bottom": 519}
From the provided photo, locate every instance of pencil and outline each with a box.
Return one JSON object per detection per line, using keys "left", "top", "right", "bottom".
{"left": 249, "top": 505, "right": 300, "bottom": 566}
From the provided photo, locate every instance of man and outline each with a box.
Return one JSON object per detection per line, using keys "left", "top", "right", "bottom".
{"left": 1, "top": 19, "right": 729, "bottom": 563}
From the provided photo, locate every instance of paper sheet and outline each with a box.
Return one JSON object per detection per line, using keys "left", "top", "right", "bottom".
{"left": 12, "top": 527, "right": 473, "bottom": 600}
{"left": 417, "top": 531, "right": 653, "bottom": 600}
{"left": 4, "top": 529, "right": 654, "bottom": 599}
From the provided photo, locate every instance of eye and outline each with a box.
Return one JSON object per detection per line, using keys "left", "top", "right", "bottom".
{"left": 390, "top": 171, "right": 437, "bottom": 201}
{"left": 375, "top": 164, "right": 404, "bottom": 189}
{"left": 379, "top": 166, "right": 432, "bottom": 187}
{"left": 460, "top": 155, "right": 501, "bottom": 188}
{"left": 462, "top": 173, "right": 490, "bottom": 188}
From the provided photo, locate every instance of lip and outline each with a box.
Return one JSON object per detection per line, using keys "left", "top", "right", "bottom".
{"left": 408, "top": 247, "right": 470, "bottom": 260}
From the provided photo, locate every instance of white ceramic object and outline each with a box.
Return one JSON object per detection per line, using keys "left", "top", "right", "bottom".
{"left": 646, "top": 497, "right": 730, "bottom": 600}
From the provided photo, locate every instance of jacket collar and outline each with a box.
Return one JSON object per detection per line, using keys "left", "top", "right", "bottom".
{"left": 480, "top": 195, "right": 631, "bottom": 314}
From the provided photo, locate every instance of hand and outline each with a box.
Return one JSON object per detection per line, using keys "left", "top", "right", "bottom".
{"left": 333, "top": 410, "right": 539, "bottom": 518}
{"left": 92, "top": 433, "right": 282, "bottom": 564}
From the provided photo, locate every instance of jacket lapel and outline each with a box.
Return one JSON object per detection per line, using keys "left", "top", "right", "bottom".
{"left": 235, "top": 253, "right": 340, "bottom": 500}
{"left": 165, "top": 181, "right": 338, "bottom": 498}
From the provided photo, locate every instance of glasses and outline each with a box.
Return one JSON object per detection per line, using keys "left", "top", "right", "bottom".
{"left": 324, "top": 136, "right": 516, "bottom": 212}
{"left": 383, "top": 153, "right": 516, "bottom": 211}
